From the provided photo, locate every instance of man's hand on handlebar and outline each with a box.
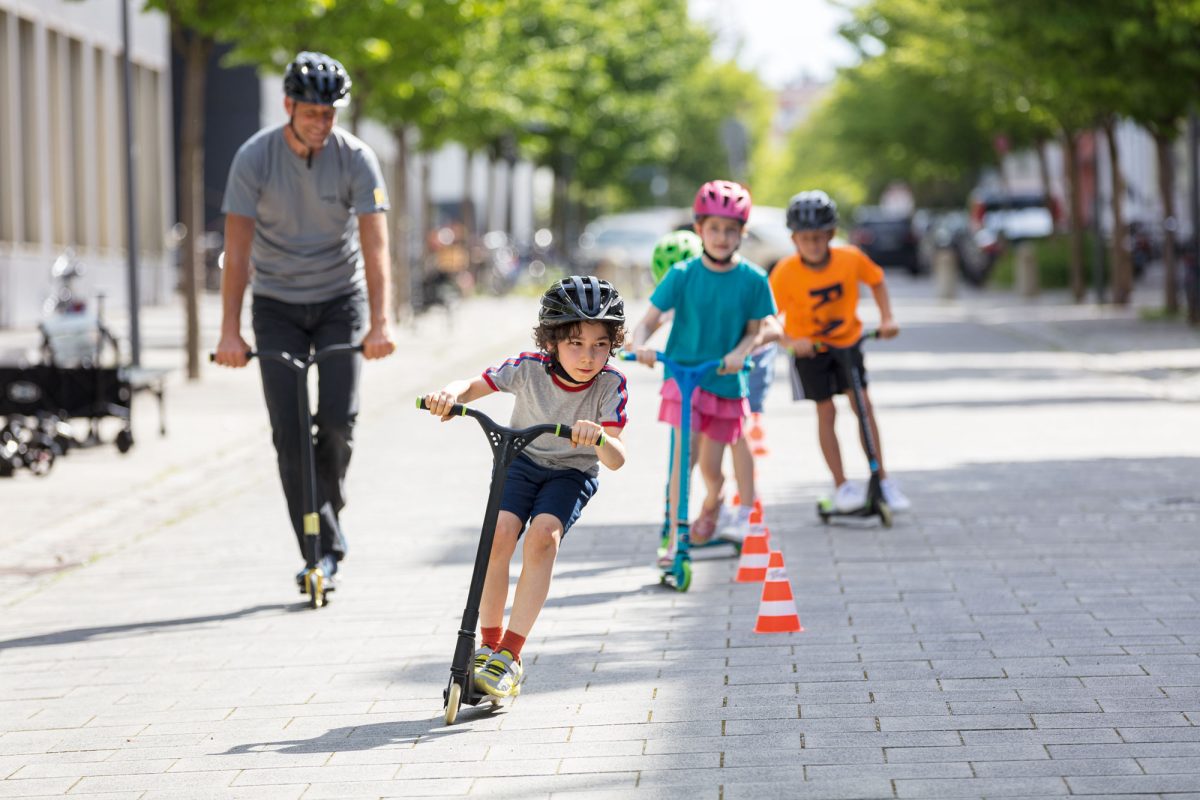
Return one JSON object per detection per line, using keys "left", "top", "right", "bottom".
{"left": 362, "top": 324, "right": 396, "bottom": 360}
{"left": 213, "top": 331, "right": 251, "bottom": 368}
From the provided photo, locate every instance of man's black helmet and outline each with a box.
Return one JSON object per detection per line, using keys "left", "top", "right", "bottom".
{"left": 786, "top": 190, "right": 838, "bottom": 232}
{"left": 540, "top": 276, "right": 625, "bottom": 325}
{"left": 283, "top": 51, "right": 351, "bottom": 108}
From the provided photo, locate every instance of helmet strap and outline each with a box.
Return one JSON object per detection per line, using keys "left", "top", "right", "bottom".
{"left": 702, "top": 247, "right": 736, "bottom": 266}
{"left": 288, "top": 114, "right": 314, "bottom": 169}
{"left": 548, "top": 355, "right": 589, "bottom": 386}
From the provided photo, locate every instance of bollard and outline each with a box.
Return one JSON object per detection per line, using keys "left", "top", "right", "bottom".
{"left": 1015, "top": 240, "right": 1039, "bottom": 298}
{"left": 933, "top": 247, "right": 958, "bottom": 300}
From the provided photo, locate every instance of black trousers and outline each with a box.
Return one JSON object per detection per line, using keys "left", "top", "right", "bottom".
{"left": 251, "top": 291, "right": 365, "bottom": 563}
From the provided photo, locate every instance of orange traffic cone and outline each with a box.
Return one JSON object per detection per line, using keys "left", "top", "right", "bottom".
{"left": 748, "top": 412, "right": 768, "bottom": 456}
{"left": 749, "top": 500, "right": 764, "bottom": 525}
{"left": 734, "top": 526, "right": 771, "bottom": 583}
{"left": 753, "top": 550, "right": 803, "bottom": 634}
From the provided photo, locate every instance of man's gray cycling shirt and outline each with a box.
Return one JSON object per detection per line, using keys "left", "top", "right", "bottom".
{"left": 222, "top": 125, "right": 389, "bottom": 304}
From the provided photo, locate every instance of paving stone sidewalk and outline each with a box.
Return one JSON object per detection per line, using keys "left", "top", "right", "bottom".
{"left": 1, "top": 281, "right": 1199, "bottom": 799}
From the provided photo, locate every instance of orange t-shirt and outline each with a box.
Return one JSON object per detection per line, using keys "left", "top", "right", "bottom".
{"left": 769, "top": 246, "right": 885, "bottom": 348}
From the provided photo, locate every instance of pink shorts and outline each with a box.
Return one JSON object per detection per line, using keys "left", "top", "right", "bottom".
{"left": 657, "top": 379, "right": 750, "bottom": 445}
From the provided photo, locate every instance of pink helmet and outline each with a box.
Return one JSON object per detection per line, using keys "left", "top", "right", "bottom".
{"left": 693, "top": 180, "right": 752, "bottom": 223}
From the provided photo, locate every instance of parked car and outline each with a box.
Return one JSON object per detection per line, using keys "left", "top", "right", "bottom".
{"left": 970, "top": 191, "right": 1058, "bottom": 242}
{"left": 740, "top": 206, "right": 794, "bottom": 273}
{"left": 917, "top": 210, "right": 998, "bottom": 287}
{"left": 576, "top": 208, "right": 684, "bottom": 295}
{"left": 850, "top": 206, "right": 919, "bottom": 274}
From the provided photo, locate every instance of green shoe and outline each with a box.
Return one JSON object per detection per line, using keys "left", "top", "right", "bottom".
{"left": 475, "top": 649, "right": 524, "bottom": 698}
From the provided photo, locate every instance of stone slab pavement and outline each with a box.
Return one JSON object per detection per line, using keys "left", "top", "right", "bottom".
{"left": 1, "top": 278, "right": 1199, "bottom": 799}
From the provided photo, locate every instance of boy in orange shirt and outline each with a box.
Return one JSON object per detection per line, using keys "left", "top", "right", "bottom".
{"left": 769, "top": 191, "right": 909, "bottom": 512}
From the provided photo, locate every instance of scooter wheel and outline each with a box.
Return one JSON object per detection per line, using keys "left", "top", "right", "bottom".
{"left": 675, "top": 560, "right": 692, "bottom": 592}
{"left": 878, "top": 502, "right": 894, "bottom": 529}
{"left": 444, "top": 681, "right": 462, "bottom": 725}
{"left": 116, "top": 429, "right": 133, "bottom": 454}
{"left": 306, "top": 572, "right": 324, "bottom": 609}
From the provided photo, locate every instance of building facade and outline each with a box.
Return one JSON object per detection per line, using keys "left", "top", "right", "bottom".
{"left": 0, "top": 0, "right": 173, "bottom": 329}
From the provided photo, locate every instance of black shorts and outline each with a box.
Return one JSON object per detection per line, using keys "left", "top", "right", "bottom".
{"left": 792, "top": 344, "right": 868, "bottom": 402}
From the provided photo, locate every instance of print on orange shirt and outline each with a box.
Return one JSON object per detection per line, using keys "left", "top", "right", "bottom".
{"left": 769, "top": 246, "right": 884, "bottom": 348}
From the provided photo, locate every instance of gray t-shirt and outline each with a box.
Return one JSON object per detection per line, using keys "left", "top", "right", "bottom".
{"left": 483, "top": 352, "right": 629, "bottom": 476}
{"left": 221, "top": 125, "right": 389, "bottom": 304}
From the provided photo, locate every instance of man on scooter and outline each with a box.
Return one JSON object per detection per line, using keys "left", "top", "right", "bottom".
{"left": 212, "top": 51, "right": 395, "bottom": 592}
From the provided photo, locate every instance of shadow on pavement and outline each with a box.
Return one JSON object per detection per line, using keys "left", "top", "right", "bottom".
{"left": 0, "top": 603, "right": 293, "bottom": 651}
{"left": 221, "top": 719, "right": 469, "bottom": 756}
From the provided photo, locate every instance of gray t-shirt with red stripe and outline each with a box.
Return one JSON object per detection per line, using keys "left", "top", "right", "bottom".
{"left": 221, "top": 125, "right": 389, "bottom": 304}
{"left": 483, "top": 352, "right": 628, "bottom": 476}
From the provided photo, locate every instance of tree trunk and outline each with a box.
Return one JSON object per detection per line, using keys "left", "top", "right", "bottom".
{"left": 482, "top": 142, "right": 499, "bottom": 236}
{"left": 390, "top": 126, "right": 411, "bottom": 321}
{"left": 1061, "top": 128, "right": 1086, "bottom": 301}
{"left": 460, "top": 148, "right": 476, "bottom": 267}
{"left": 1035, "top": 139, "right": 1054, "bottom": 226}
{"left": 505, "top": 157, "right": 518, "bottom": 241}
{"left": 1154, "top": 130, "right": 1179, "bottom": 315}
{"left": 1104, "top": 117, "right": 1133, "bottom": 305}
{"left": 420, "top": 151, "right": 433, "bottom": 283}
{"left": 177, "top": 26, "right": 211, "bottom": 381}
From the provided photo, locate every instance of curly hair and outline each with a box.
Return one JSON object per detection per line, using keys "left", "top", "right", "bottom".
{"left": 533, "top": 319, "right": 626, "bottom": 355}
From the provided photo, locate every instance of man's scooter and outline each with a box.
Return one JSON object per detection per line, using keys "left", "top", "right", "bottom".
{"left": 415, "top": 398, "right": 603, "bottom": 724}
{"left": 211, "top": 343, "right": 363, "bottom": 608}
{"left": 811, "top": 331, "right": 894, "bottom": 528}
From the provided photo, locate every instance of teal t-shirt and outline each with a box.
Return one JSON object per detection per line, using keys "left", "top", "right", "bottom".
{"left": 649, "top": 257, "right": 776, "bottom": 398}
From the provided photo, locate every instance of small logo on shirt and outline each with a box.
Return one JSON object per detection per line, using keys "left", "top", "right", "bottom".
{"left": 373, "top": 187, "right": 387, "bottom": 206}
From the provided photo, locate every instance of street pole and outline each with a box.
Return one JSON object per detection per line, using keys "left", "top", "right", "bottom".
{"left": 120, "top": 0, "right": 142, "bottom": 366}
{"left": 1091, "top": 129, "right": 1105, "bottom": 305}
{"left": 1189, "top": 111, "right": 1200, "bottom": 326}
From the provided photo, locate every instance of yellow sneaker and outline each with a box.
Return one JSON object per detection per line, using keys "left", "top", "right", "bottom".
{"left": 475, "top": 649, "right": 524, "bottom": 698}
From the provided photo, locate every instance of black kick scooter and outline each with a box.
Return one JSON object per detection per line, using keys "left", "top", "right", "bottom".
{"left": 812, "top": 330, "right": 894, "bottom": 528}
{"left": 212, "top": 343, "right": 363, "bottom": 608}
{"left": 416, "top": 398, "right": 604, "bottom": 724}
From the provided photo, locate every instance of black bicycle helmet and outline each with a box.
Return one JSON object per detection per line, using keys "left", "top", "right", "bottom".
{"left": 539, "top": 276, "right": 625, "bottom": 325}
{"left": 786, "top": 190, "right": 838, "bottom": 231}
{"left": 283, "top": 51, "right": 352, "bottom": 108}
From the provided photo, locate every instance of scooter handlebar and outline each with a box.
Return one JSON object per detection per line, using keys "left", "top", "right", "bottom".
{"left": 414, "top": 398, "right": 605, "bottom": 447}
{"left": 617, "top": 350, "right": 752, "bottom": 373}
{"left": 208, "top": 343, "right": 365, "bottom": 363}
{"left": 810, "top": 329, "right": 883, "bottom": 354}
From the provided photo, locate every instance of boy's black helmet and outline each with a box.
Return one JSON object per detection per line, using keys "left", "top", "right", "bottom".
{"left": 786, "top": 190, "right": 838, "bottom": 231}
{"left": 540, "top": 276, "right": 625, "bottom": 325}
{"left": 283, "top": 51, "right": 352, "bottom": 108}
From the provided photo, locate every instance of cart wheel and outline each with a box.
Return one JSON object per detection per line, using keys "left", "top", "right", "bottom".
{"left": 116, "top": 429, "right": 133, "bottom": 454}
{"left": 675, "top": 560, "right": 693, "bottom": 592}
{"left": 878, "top": 502, "right": 894, "bottom": 529}
{"left": 444, "top": 681, "right": 462, "bottom": 725}
{"left": 28, "top": 449, "right": 54, "bottom": 477}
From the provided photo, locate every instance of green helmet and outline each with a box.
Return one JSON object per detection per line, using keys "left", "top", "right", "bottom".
{"left": 651, "top": 230, "right": 703, "bottom": 284}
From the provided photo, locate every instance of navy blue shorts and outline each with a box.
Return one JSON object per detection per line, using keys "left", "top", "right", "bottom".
{"left": 499, "top": 454, "right": 599, "bottom": 538}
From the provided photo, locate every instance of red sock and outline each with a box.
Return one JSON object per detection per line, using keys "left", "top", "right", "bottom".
{"left": 481, "top": 626, "right": 503, "bottom": 651}
{"left": 497, "top": 630, "right": 526, "bottom": 662}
